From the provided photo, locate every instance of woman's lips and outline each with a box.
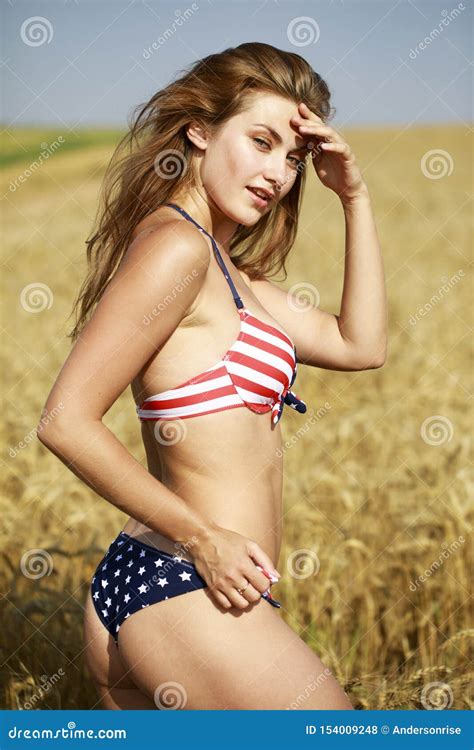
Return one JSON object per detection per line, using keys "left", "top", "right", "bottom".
{"left": 246, "top": 186, "right": 269, "bottom": 208}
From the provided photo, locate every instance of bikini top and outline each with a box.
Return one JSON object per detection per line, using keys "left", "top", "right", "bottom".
{"left": 136, "top": 203, "right": 307, "bottom": 426}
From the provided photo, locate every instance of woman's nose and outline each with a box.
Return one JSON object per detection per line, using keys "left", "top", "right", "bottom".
{"left": 263, "top": 160, "right": 290, "bottom": 192}
{"left": 262, "top": 169, "right": 283, "bottom": 193}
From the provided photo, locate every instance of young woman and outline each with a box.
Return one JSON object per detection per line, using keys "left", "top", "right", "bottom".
{"left": 38, "top": 42, "right": 386, "bottom": 710}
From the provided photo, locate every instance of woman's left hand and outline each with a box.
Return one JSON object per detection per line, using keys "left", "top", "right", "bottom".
{"left": 291, "top": 102, "right": 367, "bottom": 204}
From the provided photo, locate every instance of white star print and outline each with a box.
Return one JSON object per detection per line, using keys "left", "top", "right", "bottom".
{"left": 92, "top": 530, "right": 210, "bottom": 639}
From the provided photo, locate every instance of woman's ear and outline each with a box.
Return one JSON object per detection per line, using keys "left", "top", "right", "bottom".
{"left": 185, "top": 122, "right": 209, "bottom": 151}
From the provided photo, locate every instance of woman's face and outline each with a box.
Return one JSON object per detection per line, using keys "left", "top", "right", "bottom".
{"left": 200, "top": 93, "right": 308, "bottom": 225}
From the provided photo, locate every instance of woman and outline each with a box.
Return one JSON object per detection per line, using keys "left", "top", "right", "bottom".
{"left": 38, "top": 42, "right": 386, "bottom": 710}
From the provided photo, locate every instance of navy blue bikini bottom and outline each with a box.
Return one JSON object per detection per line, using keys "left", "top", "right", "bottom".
{"left": 90, "top": 531, "right": 281, "bottom": 645}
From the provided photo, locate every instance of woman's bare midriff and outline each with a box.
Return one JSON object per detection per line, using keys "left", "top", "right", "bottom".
{"left": 121, "top": 206, "right": 288, "bottom": 568}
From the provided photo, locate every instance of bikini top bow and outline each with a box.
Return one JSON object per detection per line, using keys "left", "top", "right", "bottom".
{"left": 271, "top": 351, "right": 307, "bottom": 425}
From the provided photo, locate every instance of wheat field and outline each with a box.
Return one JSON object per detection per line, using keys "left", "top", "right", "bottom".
{"left": 1, "top": 125, "right": 472, "bottom": 710}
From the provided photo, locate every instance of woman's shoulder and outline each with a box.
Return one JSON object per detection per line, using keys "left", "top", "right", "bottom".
{"left": 130, "top": 205, "right": 188, "bottom": 244}
{"left": 126, "top": 207, "right": 211, "bottom": 270}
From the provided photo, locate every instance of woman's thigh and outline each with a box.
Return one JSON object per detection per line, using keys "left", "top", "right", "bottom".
{"left": 116, "top": 588, "right": 353, "bottom": 710}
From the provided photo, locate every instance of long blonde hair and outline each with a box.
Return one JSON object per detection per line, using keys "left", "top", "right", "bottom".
{"left": 68, "top": 42, "right": 334, "bottom": 342}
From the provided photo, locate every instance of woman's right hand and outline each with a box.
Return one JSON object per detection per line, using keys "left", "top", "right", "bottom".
{"left": 191, "top": 524, "right": 281, "bottom": 610}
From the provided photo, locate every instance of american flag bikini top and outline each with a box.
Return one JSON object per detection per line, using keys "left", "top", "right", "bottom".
{"left": 136, "top": 203, "right": 307, "bottom": 426}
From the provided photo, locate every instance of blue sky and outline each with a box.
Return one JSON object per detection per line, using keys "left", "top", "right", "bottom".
{"left": 2, "top": 0, "right": 472, "bottom": 130}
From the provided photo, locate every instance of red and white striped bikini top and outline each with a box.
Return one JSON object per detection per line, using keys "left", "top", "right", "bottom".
{"left": 136, "top": 203, "right": 307, "bottom": 426}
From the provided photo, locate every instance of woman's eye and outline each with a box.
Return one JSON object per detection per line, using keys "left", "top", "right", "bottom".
{"left": 254, "top": 138, "right": 302, "bottom": 169}
{"left": 253, "top": 137, "right": 270, "bottom": 149}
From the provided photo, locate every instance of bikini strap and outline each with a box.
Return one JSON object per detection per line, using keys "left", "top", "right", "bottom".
{"left": 165, "top": 203, "right": 245, "bottom": 311}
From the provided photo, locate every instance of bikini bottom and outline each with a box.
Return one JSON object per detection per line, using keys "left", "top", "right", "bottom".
{"left": 90, "top": 531, "right": 281, "bottom": 645}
